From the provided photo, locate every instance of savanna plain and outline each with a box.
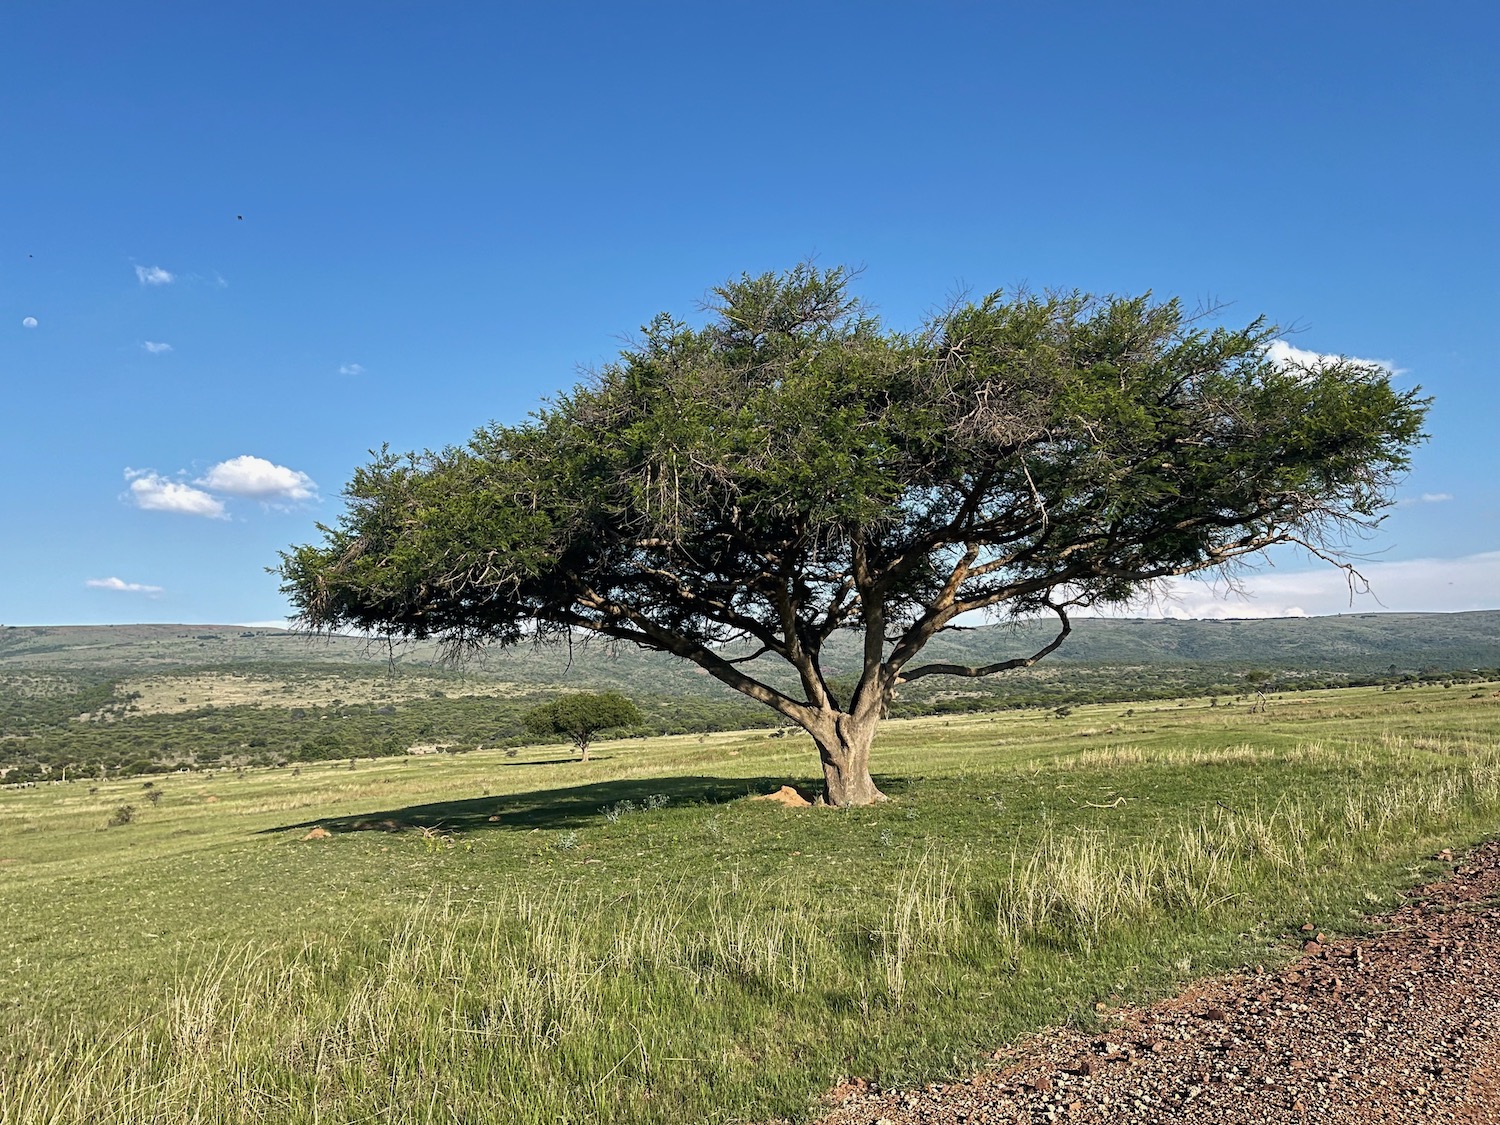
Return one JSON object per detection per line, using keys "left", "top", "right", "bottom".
{"left": 4, "top": 682, "right": 1500, "bottom": 1124}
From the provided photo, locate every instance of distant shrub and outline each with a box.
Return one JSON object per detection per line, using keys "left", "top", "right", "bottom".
{"left": 107, "top": 805, "right": 135, "bottom": 827}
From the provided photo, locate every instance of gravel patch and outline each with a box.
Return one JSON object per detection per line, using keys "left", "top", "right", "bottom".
{"left": 817, "top": 841, "right": 1500, "bottom": 1124}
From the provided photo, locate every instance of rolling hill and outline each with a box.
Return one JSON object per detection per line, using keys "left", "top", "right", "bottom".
{"left": 3, "top": 611, "right": 1497, "bottom": 683}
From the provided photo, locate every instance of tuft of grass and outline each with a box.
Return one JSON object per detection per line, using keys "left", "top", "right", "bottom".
{"left": 105, "top": 804, "right": 134, "bottom": 827}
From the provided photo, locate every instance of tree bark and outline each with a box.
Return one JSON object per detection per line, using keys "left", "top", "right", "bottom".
{"left": 810, "top": 712, "right": 886, "bottom": 806}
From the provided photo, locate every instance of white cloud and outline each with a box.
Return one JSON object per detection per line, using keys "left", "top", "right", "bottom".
{"left": 22, "top": 316, "right": 37, "bottom": 328}
{"left": 1099, "top": 550, "right": 1500, "bottom": 619}
{"left": 197, "top": 455, "right": 318, "bottom": 503}
{"left": 142, "top": 340, "right": 173, "bottom": 354}
{"left": 339, "top": 363, "right": 365, "bottom": 376}
{"left": 135, "top": 265, "right": 174, "bottom": 286}
{"left": 1265, "top": 339, "right": 1398, "bottom": 374}
{"left": 1396, "top": 491, "right": 1455, "bottom": 508}
{"left": 122, "top": 455, "right": 317, "bottom": 520}
{"left": 86, "top": 576, "right": 164, "bottom": 596}
{"left": 124, "top": 470, "right": 227, "bottom": 518}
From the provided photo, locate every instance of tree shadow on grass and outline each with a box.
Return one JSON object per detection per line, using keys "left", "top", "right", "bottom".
{"left": 263, "top": 774, "right": 891, "bottom": 836}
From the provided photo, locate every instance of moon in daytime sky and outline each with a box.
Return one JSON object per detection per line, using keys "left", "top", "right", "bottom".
{"left": 22, "top": 316, "right": 38, "bottom": 328}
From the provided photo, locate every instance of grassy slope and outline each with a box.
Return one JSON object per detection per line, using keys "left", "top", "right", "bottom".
{"left": 3, "top": 683, "right": 1499, "bottom": 1123}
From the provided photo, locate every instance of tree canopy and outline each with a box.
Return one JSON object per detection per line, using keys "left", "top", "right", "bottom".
{"left": 281, "top": 266, "right": 1428, "bottom": 805}
{"left": 523, "top": 692, "right": 642, "bottom": 761}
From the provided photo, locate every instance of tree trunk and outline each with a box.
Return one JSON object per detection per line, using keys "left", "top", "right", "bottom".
{"left": 811, "top": 713, "right": 886, "bottom": 807}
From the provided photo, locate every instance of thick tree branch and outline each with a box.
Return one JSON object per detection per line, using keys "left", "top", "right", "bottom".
{"left": 565, "top": 592, "right": 814, "bottom": 723}
{"left": 898, "top": 605, "right": 1072, "bottom": 683}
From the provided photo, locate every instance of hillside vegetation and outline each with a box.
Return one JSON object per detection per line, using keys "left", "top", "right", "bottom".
{"left": 2, "top": 613, "right": 1497, "bottom": 781}
{"left": 6, "top": 611, "right": 1500, "bottom": 676}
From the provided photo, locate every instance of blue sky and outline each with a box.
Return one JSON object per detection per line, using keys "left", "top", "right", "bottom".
{"left": 2, "top": 2, "right": 1496, "bottom": 626}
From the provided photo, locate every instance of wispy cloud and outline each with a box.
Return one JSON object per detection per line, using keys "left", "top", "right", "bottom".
{"left": 1397, "top": 491, "right": 1454, "bottom": 507}
{"left": 86, "top": 576, "right": 164, "bottom": 596}
{"left": 124, "top": 470, "right": 227, "bottom": 518}
{"left": 197, "top": 455, "right": 318, "bottom": 503}
{"left": 142, "top": 340, "right": 173, "bottom": 354}
{"left": 1096, "top": 550, "right": 1500, "bottom": 619}
{"left": 338, "top": 363, "right": 365, "bottom": 376}
{"left": 1265, "top": 339, "right": 1399, "bottom": 374}
{"left": 135, "top": 265, "right": 174, "bottom": 286}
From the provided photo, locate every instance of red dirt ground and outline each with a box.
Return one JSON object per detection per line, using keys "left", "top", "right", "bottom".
{"left": 815, "top": 841, "right": 1500, "bottom": 1125}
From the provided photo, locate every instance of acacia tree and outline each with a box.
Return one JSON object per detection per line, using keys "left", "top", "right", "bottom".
{"left": 281, "top": 266, "right": 1427, "bottom": 806}
{"left": 523, "top": 692, "right": 642, "bottom": 761}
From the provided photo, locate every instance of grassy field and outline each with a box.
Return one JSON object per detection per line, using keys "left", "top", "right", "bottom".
{"left": 3, "top": 683, "right": 1499, "bottom": 1123}
{"left": 112, "top": 669, "right": 527, "bottom": 717}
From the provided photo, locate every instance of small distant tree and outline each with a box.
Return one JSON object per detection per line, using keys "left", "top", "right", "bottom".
{"left": 1244, "top": 669, "right": 1272, "bottom": 712}
{"left": 523, "top": 693, "right": 642, "bottom": 761}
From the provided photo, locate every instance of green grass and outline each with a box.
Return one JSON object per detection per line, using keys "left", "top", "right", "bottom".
{"left": 3, "top": 683, "right": 1499, "bottom": 1123}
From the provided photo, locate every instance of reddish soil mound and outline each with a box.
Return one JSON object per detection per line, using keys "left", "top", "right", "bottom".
{"left": 818, "top": 842, "right": 1500, "bottom": 1124}
{"left": 751, "top": 785, "right": 814, "bottom": 808}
